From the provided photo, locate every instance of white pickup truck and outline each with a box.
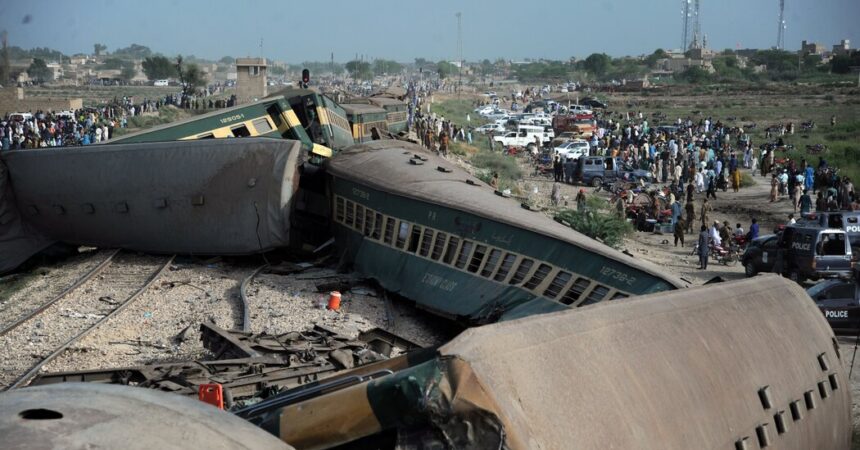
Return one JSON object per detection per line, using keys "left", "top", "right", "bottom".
{"left": 493, "top": 125, "right": 554, "bottom": 150}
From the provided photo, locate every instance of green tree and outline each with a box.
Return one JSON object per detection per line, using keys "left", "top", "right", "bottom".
{"left": 93, "top": 43, "right": 107, "bottom": 56}
{"left": 345, "top": 60, "right": 372, "bottom": 80}
{"left": 142, "top": 55, "right": 177, "bottom": 80}
{"left": 372, "top": 59, "right": 402, "bottom": 76}
{"left": 219, "top": 56, "right": 235, "bottom": 65}
{"left": 176, "top": 55, "right": 207, "bottom": 94}
{"left": 269, "top": 65, "right": 286, "bottom": 76}
{"left": 120, "top": 65, "right": 137, "bottom": 82}
{"left": 99, "top": 58, "right": 127, "bottom": 70}
{"left": 437, "top": 60, "right": 456, "bottom": 79}
{"left": 582, "top": 53, "right": 612, "bottom": 77}
{"left": 828, "top": 51, "right": 860, "bottom": 74}
{"left": 644, "top": 49, "right": 667, "bottom": 68}
{"left": 113, "top": 44, "right": 152, "bottom": 58}
{"left": 678, "top": 66, "right": 712, "bottom": 84}
{"left": 27, "top": 58, "right": 51, "bottom": 84}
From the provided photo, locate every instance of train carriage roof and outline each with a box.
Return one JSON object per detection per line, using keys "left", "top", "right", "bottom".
{"left": 339, "top": 103, "right": 387, "bottom": 115}
{"left": 325, "top": 140, "right": 684, "bottom": 288}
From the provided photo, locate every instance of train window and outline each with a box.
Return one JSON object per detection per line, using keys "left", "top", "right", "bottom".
{"left": 455, "top": 241, "right": 474, "bottom": 269}
{"left": 355, "top": 205, "right": 365, "bottom": 231}
{"left": 431, "top": 232, "right": 447, "bottom": 260}
{"left": 543, "top": 271, "right": 572, "bottom": 299}
{"left": 419, "top": 228, "right": 434, "bottom": 257}
{"left": 480, "top": 249, "right": 502, "bottom": 278}
{"left": 494, "top": 253, "right": 517, "bottom": 282}
{"left": 408, "top": 226, "right": 422, "bottom": 253}
{"left": 267, "top": 105, "right": 284, "bottom": 127}
{"left": 561, "top": 278, "right": 591, "bottom": 305}
{"left": 610, "top": 292, "right": 629, "bottom": 300}
{"left": 443, "top": 237, "right": 460, "bottom": 265}
{"left": 396, "top": 222, "right": 410, "bottom": 249}
{"left": 509, "top": 259, "right": 535, "bottom": 285}
{"left": 253, "top": 118, "right": 273, "bottom": 134}
{"left": 231, "top": 124, "right": 251, "bottom": 137}
{"left": 468, "top": 245, "right": 487, "bottom": 273}
{"left": 363, "top": 209, "right": 374, "bottom": 236}
{"left": 197, "top": 133, "right": 215, "bottom": 139}
{"left": 335, "top": 197, "right": 345, "bottom": 223}
{"left": 581, "top": 285, "right": 610, "bottom": 306}
{"left": 524, "top": 264, "right": 552, "bottom": 290}
{"left": 383, "top": 217, "right": 395, "bottom": 244}
{"left": 345, "top": 201, "right": 355, "bottom": 227}
{"left": 372, "top": 213, "right": 382, "bottom": 239}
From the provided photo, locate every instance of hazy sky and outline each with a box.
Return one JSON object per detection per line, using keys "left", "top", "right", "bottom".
{"left": 1, "top": 0, "right": 857, "bottom": 62}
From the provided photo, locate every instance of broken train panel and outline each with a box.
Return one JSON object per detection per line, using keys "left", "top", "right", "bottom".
{"left": 1, "top": 138, "right": 303, "bottom": 255}
{"left": 257, "top": 276, "right": 851, "bottom": 449}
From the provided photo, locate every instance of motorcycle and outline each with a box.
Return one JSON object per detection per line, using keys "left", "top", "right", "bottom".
{"left": 690, "top": 242, "right": 740, "bottom": 266}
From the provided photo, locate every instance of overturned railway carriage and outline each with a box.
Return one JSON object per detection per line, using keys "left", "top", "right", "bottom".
{"left": 326, "top": 141, "right": 683, "bottom": 322}
{"left": 340, "top": 103, "right": 388, "bottom": 143}
{"left": 360, "top": 97, "right": 409, "bottom": 135}
{"left": 109, "top": 96, "right": 332, "bottom": 159}
{"left": 261, "top": 276, "right": 852, "bottom": 449}
{"left": 268, "top": 88, "right": 355, "bottom": 152}
{"left": 1, "top": 138, "right": 304, "bottom": 255}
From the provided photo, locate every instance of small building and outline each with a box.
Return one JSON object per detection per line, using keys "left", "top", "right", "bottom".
{"left": 832, "top": 39, "right": 851, "bottom": 56}
{"left": 235, "top": 57, "right": 267, "bottom": 104}
{"left": 801, "top": 40, "right": 825, "bottom": 56}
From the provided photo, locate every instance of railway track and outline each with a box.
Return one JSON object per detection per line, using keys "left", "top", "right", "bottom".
{"left": 0, "top": 252, "right": 174, "bottom": 390}
{"left": 0, "top": 249, "right": 120, "bottom": 337}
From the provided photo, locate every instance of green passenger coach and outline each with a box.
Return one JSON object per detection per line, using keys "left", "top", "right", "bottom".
{"left": 339, "top": 103, "right": 388, "bottom": 143}
{"left": 366, "top": 97, "right": 409, "bottom": 135}
{"left": 325, "top": 140, "right": 684, "bottom": 323}
{"left": 110, "top": 96, "right": 332, "bottom": 158}
{"left": 269, "top": 87, "right": 355, "bottom": 152}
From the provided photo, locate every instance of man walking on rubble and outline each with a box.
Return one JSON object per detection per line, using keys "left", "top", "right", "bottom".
{"left": 685, "top": 200, "right": 695, "bottom": 233}
{"left": 700, "top": 198, "right": 712, "bottom": 229}
{"left": 697, "top": 225, "right": 710, "bottom": 270}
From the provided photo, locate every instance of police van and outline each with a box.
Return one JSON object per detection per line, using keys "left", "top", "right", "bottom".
{"left": 799, "top": 211, "right": 860, "bottom": 251}
{"left": 780, "top": 225, "right": 853, "bottom": 282}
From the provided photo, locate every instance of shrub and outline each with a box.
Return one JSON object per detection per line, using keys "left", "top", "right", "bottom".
{"left": 554, "top": 198, "right": 634, "bottom": 249}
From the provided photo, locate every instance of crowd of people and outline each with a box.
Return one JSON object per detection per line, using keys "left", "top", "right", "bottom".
{"left": 1, "top": 86, "right": 239, "bottom": 150}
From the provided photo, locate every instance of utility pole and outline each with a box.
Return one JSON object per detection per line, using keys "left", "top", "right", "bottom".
{"left": 456, "top": 12, "right": 462, "bottom": 97}
{"left": 776, "top": 0, "right": 786, "bottom": 50}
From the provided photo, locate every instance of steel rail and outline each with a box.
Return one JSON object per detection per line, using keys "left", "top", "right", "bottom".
{"left": 8, "top": 255, "right": 175, "bottom": 389}
{"left": 238, "top": 264, "right": 268, "bottom": 332}
{"left": 0, "top": 248, "right": 121, "bottom": 337}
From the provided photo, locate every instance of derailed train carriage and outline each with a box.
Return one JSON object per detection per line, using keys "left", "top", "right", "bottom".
{"left": 267, "top": 87, "right": 355, "bottom": 152}
{"left": 326, "top": 140, "right": 684, "bottom": 322}
{"left": 0, "top": 138, "right": 305, "bottom": 258}
{"left": 255, "top": 276, "right": 852, "bottom": 449}
{"left": 339, "top": 103, "right": 389, "bottom": 143}
{"left": 110, "top": 96, "right": 333, "bottom": 160}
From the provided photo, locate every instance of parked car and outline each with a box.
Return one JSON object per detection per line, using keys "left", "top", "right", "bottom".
{"left": 575, "top": 156, "right": 652, "bottom": 187}
{"left": 475, "top": 123, "right": 505, "bottom": 134}
{"left": 8, "top": 112, "right": 33, "bottom": 122}
{"left": 153, "top": 79, "right": 169, "bottom": 87}
{"left": 807, "top": 279, "right": 860, "bottom": 334}
{"left": 481, "top": 110, "right": 511, "bottom": 120}
{"left": 580, "top": 98, "right": 607, "bottom": 109}
{"left": 553, "top": 140, "right": 589, "bottom": 160}
{"left": 798, "top": 211, "right": 860, "bottom": 252}
{"left": 741, "top": 234, "right": 779, "bottom": 277}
